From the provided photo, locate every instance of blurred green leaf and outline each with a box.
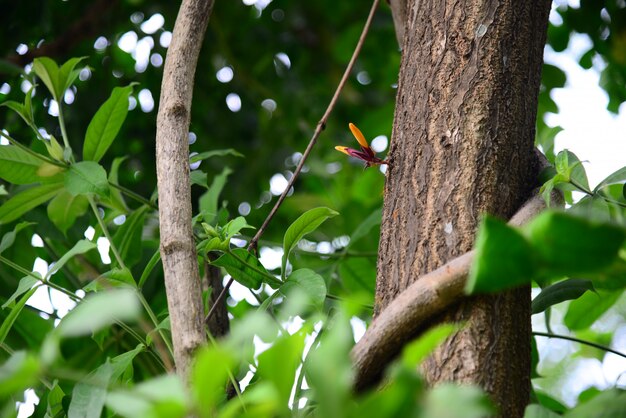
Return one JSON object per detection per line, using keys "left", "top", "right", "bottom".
{"left": 564, "top": 289, "right": 621, "bottom": 330}
{"left": 68, "top": 360, "right": 114, "bottom": 418}
{"left": 0, "top": 286, "right": 39, "bottom": 345}
{"left": 190, "top": 148, "right": 243, "bottom": 164}
{"left": 531, "top": 279, "right": 595, "bottom": 314}
{"left": 526, "top": 211, "right": 626, "bottom": 278}
{"left": 564, "top": 389, "right": 626, "bottom": 418}
{"left": 256, "top": 332, "right": 306, "bottom": 407}
{"left": 281, "top": 268, "right": 327, "bottom": 307}
{"left": 0, "top": 351, "right": 40, "bottom": 399}
{"left": 402, "top": 324, "right": 459, "bottom": 368}
{"left": 56, "top": 289, "right": 140, "bottom": 337}
{"left": 467, "top": 216, "right": 536, "bottom": 294}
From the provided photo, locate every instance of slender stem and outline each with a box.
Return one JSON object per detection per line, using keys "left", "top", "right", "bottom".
{"left": 137, "top": 292, "right": 174, "bottom": 358}
{"left": 88, "top": 196, "right": 127, "bottom": 270}
{"left": 0, "top": 254, "right": 42, "bottom": 280}
{"left": 533, "top": 331, "right": 626, "bottom": 359}
{"left": 206, "top": 0, "right": 381, "bottom": 322}
{"left": 0, "top": 130, "right": 66, "bottom": 167}
{"left": 56, "top": 104, "right": 71, "bottom": 150}
{"left": 109, "top": 182, "right": 157, "bottom": 209}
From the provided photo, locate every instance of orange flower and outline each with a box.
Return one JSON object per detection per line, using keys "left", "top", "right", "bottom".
{"left": 335, "top": 123, "right": 388, "bottom": 168}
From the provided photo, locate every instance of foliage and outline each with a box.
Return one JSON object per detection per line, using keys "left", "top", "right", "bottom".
{"left": 0, "top": 1, "right": 625, "bottom": 417}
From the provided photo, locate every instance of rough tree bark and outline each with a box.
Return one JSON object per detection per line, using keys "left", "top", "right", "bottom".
{"left": 155, "top": 0, "right": 214, "bottom": 381}
{"left": 377, "top": 0, "right": 551, "bottom": 416}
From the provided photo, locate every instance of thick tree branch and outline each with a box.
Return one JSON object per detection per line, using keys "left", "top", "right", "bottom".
{"left": 156, "top": 0, "right": 214, "bottom": 381}
{"left": 351, "top": 190, "right": 561, "bottom": 391}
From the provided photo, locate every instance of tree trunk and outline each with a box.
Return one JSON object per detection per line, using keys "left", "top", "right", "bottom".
{"left": 155, "top": 0, "right": 214, "bottom": 382}
{"left": 377, "top": 1, "right": 551, "bottom": 416}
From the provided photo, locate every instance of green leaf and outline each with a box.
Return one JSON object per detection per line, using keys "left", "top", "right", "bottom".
{"left": 32, "top": 57, "right": 84, "bottom": 101}
{"left": 64, "top": 161, "right": 110, "bottom": 197}
{"left": 0, "top": 182, "right": 63, "bottom": 224}
{"left": 189, "top": 148, "right": 244, "bottom": 163}
{"left": 0, "top": 351, "right": 40, "bottom": 399}
{"left": 43, "top": 135, "right": 64, "bottom": 161}
{"left": 105, "top": 156, "right": 129, "bottom": 212}
{"left": 223, "top": 216, "right": 255, "bottom": 240}
{"left": 0, "top": 286, "right": 39, "bottom": 345}
{"left": 47, "top": 239, "right": 97, "bottom": 278}
{"left": 347, "top": 207, "right": 382, "bottom": 248}
{"left": 112, "top": 206, "right": 149, "bottom": 268}
{"left": 594, "top": 166, "right": 626, "bottom": 192}
{"left": 212, "top": 248, "right": 280, "bottom": 289}
{"left": 2, "top": 276, "right": 39, "bottom": 309}
{"left": 256, "top": 332, "right": 306, "bottom": 406}
{"left": 281, "top": 268, "right": 327, "bottom": 307}
{"left": 68, "top": 360, "right": 114, "bottom": 418}
{"left": 531, "top": 279, "right": 595, "bottom": 314}
{"left": 47, "top": 381, "right": 66, "bottom": 418}
{"left": 466, "top": 216, "right": 537, "bottom": 294}
{"left": 56, "top": 289, "right": 140, "bottom": 337}
{"left": 526, "top": 211, "right": 626, "bottom": 278}
{"left": 110, "top": 344, "right": 145, "bottom": 383}
{"left": 282, "top": 207, "right": 339, "bottom": 278}
{"left": 564, "top": 389, "right": 626, "bottom": 418}
{"left": 423, "top": 384, "right": 494, "bottom": 418}
{"left": 401, "top": 323, "right": 459, "bottom": 367}
{"left": 0, "top": 100, "right": 31, "bottom": 125}
{"left": 191, "top": 346, "right": 236, "bottom": 411}
{"left": 138, "top": 250, "right": 161, "bottom": 289}
{"left": 542, "top": 64, "right": 567, "bottom": 89}
{"left": 190, "top": 170, "right": 208, "bottom": 187}
{"left": 199, "top": 167, "right": 232, "bottom": 222}
{"left": 58, "top": 57, "right": 86, "bottom": 98}
{"left": 105, "top": 375, "right": 186, "bottom": 418}
{"left": 0, "top": 145, "right": 46, "bottom": 184}
{"left": 32, "top": 57, "right": 61, "bottom": 100}
{"left": 555, "top": 149, "right": 569, "bottom": 177}
{"left": 83, "top": 85, "right": 133, "bottom": 162}
{"left": 47, "top": 190, "right": 89, "bottom": 234}
{"left": 563, "top": 289, "right": 621, "bottom": 330}
{"left": 0, "top": 221, "right": 34, "bottom": 254}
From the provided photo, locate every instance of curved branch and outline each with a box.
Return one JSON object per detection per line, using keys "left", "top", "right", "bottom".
{"left": 351, "top": 191, "right": 561, "bottom": 391}
{"left": 155, "top": 0, "right": 214, "bottom": 381}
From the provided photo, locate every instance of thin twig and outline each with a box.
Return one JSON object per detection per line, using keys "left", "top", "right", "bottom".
{"left": 533, "top": 331, "right": 626, "bottom": 360}
{"left": 205, "top": 0, "right": 381, "bottom": 323}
